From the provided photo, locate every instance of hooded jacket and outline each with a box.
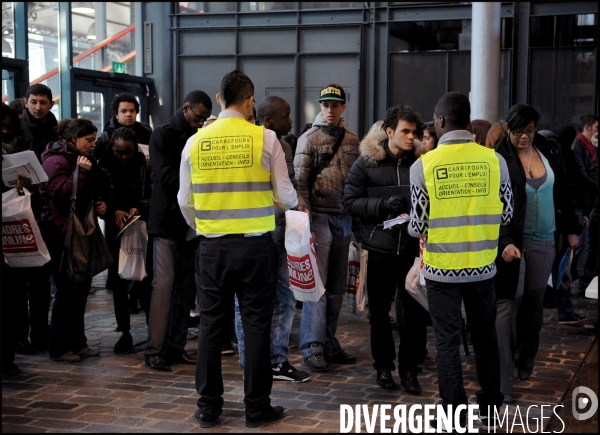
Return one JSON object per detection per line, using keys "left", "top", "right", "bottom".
{"left": 572, "top": 134, "right": 598, "bottom": 216}
{"left": 343, "top": 127, "right": 418, "bottom": 255}
{"left": 148, "top": 109, "right": 197, "bottom": 239}
{"left": 293, "top": 112, "right": 359, "bottom": 214}
{"left": 19, "top": 109, "right": 58, "bottom": 161}
{"left": 494, "top": 133, "right": 582, "bottom": 298}
{"left": 40, "top": 140, "right": 115, "bottom": 235}
{"left": 93, "top": 117, "right": 152, "bottom": 161}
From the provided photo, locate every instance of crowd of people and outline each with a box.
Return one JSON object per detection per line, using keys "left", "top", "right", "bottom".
{"left": 1, "top": 74, "right": 597, "bottom": 428}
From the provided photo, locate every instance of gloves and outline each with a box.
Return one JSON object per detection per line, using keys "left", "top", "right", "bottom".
{"left": 381, "top": 195, "right": 405, "bottom": 214}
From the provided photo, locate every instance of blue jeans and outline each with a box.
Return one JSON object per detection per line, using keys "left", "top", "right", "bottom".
{"left": 145, "top": 237, "right": 197, "bottom": 356}
{"left": 299, "top": 212, "right": 352, "bottom": 358}
{"left": 235, "top": 250, "right": 297, "bottom": 367}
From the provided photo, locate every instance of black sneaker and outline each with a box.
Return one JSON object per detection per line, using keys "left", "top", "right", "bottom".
{"left": 16, "top": 340, "right": 38, "bottom": 355}
{"left": 376, "top": 369, "right": 398, "bottom": 390}
{"left": 304, "top": 353, "right": 328, "bottom": 372}
{"left": 272, "top": 361, "right": 310, "bottom": 382}
{"left": 324, "top": 346, "right": 357, "bottom": 364}
{"left": 221, "top": 341, "right": 235, "bottom": 356}
{"left": 558, "top": 313, "right": 588, "bottom": 325}
{"left": 114, "top": 332, "right": 133, "bottom": 354}
{"left": 246, "top": 405, "right": 284, "bottom": 428}
{"left": 194, "top": 409, "right": 220, "bottom": 428}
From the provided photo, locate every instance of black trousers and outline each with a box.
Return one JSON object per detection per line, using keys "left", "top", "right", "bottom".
{"left": 194, "top": 234, "right": 277, "bottom": 419}
{"left": 2, "top": 263, "right": 17, "bottom": 366}
{"left": 367, "top": 250, "right": 428, "bottom": 373}
{"left": 426, "top": 277, "right": 504, "bottom": 409}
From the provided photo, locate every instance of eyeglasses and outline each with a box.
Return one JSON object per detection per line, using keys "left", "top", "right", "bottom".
{"left": 510, "top": 128, "right": 536, "bottom": 137}
{"left": 186, "top": 105, "right": 208, "bottom": 123}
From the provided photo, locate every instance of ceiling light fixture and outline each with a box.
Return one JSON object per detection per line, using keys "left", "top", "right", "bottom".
{"left": 86, "top": 22, "right": 96, "bottom": 40}
{"left": 72, "top": 2, "right": 95, "bottom": 14}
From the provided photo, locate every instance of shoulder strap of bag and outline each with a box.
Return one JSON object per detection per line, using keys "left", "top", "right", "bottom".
{"left": 308, "top": 129, "right": 346, "bottom": 193}
{"left": 70, "top": 164, "right": 79, "bottom": 212}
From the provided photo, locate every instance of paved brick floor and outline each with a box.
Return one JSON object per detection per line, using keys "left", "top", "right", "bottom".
{"left": 2, "top": 285, "right": 597, "bottom": 433}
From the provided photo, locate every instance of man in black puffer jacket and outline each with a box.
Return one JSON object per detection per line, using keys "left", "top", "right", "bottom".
{"left": 93, "top": 93, "right": 152, "bottom": 161}
{"left": 144, "top": 90, "right": 212, "bottom": 372}
{"left": 343, "top": 105, "right": 428, "bottom": 394}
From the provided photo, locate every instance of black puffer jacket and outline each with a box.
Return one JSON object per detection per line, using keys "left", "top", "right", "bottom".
{"left": 342, "top": 128, "right": 418, "bottom": 256}
{"left": 494, "top": 133, "right": 582, "bottom": 299}
{"left": 293, "top": 112, "right": 359, "bottom": 214}
{"left": 93, "top": 117, "right": 152, "bottom": 161}
{"left": 18, "top": 110, "right": 58, "bottom": 161}
{"left": 148, "top": 109, "right": 197, "bottom": 239}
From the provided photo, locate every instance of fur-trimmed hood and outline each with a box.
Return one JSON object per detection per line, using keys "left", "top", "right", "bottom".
{"left": 359, "top": 127, "right": 388, "bottom": 164}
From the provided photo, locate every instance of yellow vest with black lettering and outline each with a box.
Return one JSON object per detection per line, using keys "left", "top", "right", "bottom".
{"left": 422, "top": 142, "right": 503, "bottom": 270}
{"left": 190, "top": 117, "right": 275, "bottom": 235}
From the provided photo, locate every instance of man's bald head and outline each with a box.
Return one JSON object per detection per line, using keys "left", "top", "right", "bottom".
{"left": 256, "top": 96, "right": 292, "bottom": 138}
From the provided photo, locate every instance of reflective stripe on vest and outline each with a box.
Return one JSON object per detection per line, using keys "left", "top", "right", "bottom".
{"left": 189, "top": 117, "right": 275, "bottom": 235}
{"left": 422, "top": 142, "right": 503, "bottom": 270}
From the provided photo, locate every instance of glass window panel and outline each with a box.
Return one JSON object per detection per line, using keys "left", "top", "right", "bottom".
{"left": 71, "top": 2, "right": 135, "bottom": 75}
{"left": 178, "top": 3, "right": 236, "bottom": 14}
{"left": 240, "top": 3, "right": 295, "bottom": 12}
{"left": 300, "top": 3, "right": 363, "bottom": 9}
{"left": 27, "top": 2, "right": 60, "bottom": 111}
{"left": 2, "top": 69, "right": 16, "bottom": 102}
{"left": 76, "top": 91, "right": 104, "bottom": 135}
{"left": 2, "top": 2, "right": 15, "bottom": 58}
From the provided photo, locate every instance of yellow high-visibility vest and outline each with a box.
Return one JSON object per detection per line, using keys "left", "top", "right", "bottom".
{"left": 189, "top": 117, "right": 275, "bottom": 235}
{"left": 422, "top": 142, "right": 503, "bottom": 270}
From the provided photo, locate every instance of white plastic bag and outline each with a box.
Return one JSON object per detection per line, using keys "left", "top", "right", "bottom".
{"left": 346, "top": 241, "right": 361, "bottom": 314}
{"left": 405, "top": 237, "right": 429, "bottom": 311}
{"left": 356, "top": 248, "right": 368, "bottom": 312}
{"left": 118, "top": 219, "right": 148, "bottom": 281}
{"left": 2, "top": 188, "right": 51, "bottom": 268}
{"left": 284, "top": 210, "right": 325, "bottom": 302}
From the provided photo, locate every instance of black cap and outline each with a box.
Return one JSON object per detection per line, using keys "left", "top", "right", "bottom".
{"left": 318, "top": 85, "right": 346, "bottom": 103}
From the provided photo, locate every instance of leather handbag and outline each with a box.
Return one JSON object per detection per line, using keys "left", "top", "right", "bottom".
{"left": 60, "top": 164, "right": 113, "bottom": 282}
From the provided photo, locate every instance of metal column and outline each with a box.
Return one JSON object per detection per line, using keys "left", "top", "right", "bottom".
{"left": 58, "top": 2, "right": 75, "bottom": 119}
{"left": 470, "top": 2, "right": 501, "bottom": 122}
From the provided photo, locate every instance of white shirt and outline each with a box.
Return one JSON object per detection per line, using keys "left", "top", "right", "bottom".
{"left": 178, "top": 110, "right": 298, "bottom": 236}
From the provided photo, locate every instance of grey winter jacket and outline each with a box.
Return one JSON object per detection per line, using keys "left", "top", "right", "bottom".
{"left": 293, "top": 112, "right": 359, "bottom": 214}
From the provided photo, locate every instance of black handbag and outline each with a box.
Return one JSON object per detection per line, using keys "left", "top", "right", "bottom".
{"left": 60, "top": 164, "right": 113, "bottom": 282}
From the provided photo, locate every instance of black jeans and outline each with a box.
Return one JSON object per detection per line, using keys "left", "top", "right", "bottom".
{"left": 145, "top": 237, "right": 198, "bottom": 356}
{"left": 426, "top": 277, "right": 503, "bottom": 409}
{"left": 367, "top": 250, "right": 428, "bottom": 373}
{"left": 13, "top": 263, "right": 52, "bottom": 349}
{"left": 2, "top": 263, "right": 17, "bottom": 365}
{"left": 195, "top": 234, "right": 277, "bottom": 420}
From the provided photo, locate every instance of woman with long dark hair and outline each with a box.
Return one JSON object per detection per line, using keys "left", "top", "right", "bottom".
{"left": 40, "top": 118, "right": 115, "bottom": 362}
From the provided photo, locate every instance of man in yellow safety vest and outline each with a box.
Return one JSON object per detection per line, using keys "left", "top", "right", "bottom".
{"left": 178, "top": 70, "right": 298, "bottom": 429}
{"left": 408, "top": 92, "right": 513, "bottom": 430}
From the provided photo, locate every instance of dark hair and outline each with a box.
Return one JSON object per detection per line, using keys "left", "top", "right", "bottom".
{"left": 470, "top": 119, "right": 492, "bottom": 146}
{"left": 578, "top": 114, "right": 598, "bottom": 133}
{"left": 110, "top": 127, "right": 137, "bottom": 146}
{"left": 111, "top": 93, "right": 140, "bottom": 116}
{"left": 505, "top": 104, "right": 540, "bottom": 131}
{"left": 256, "top": 95, "right": 287, "bottom": 122}
{"left": 183, "top": 90, "right": 212, "bottom": 111}
{"left": 8, "top": 98, "right": 25, "bottom": 115}
{"left": 434, "top": 92, "right": 470, "bottom": 129}
{"left": 219, "top": 70, "right": 254, "bottom": 108}
{"left": 56, "top": 118, "right": 97, "bottom": 143}
{"left": 1, "top": 103, "right": 21, "bottom": 136}
{"left": 423, "top": 121, "right": 438, "bottom": 146}
{"left": 383, "top": 104, "right": 423, "bottom": 134}
{"left": 556, "top": 125, "right": 577, "bottom": 151}
{"left": 25, "top": 84, "right": 53, "bottom": 101}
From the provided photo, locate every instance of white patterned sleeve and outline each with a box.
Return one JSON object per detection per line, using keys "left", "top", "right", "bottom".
{"left": 496, "top": 153, "right": 513, "bottom": 225}
{"left": 409, "top": 159, "right": 429, "bottom": 238}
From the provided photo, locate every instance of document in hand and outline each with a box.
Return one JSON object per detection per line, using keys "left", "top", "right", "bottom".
{"left": 2, "top": 151, "right": 48, "bottom": 186}
{"left": 117, "top": 214, "right": 141, "bottom": 238}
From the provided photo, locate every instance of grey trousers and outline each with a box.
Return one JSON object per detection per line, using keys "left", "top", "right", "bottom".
{"left": 496, "top": 237, "right": 555, "bottom": 400}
